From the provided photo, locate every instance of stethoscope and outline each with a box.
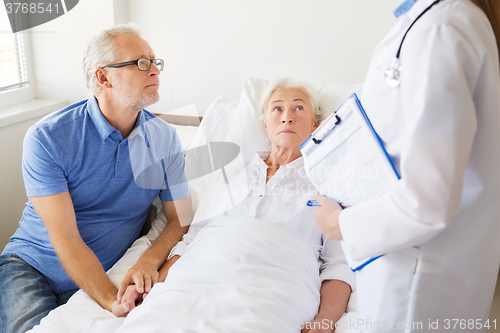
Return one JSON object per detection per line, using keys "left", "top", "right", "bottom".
{"left": 385, "top": 0, "right": 442, "bottom": 87}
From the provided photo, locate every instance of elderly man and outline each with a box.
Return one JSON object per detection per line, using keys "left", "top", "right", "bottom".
{"left": 0, "top": 24, "right": 191, "bottom": 333}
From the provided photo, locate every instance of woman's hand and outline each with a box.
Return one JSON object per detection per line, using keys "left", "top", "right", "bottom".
{"left": 301, "top": 315, "right": 335, "bottom": 333}
{"left": 313, "top": 193, "right": 343, "bottom": 240}
{"left": 110, "top": 299, "right": 130, "bottom": 317}
{"left": 119, "top": 284, "right": 148, "bottom": 314}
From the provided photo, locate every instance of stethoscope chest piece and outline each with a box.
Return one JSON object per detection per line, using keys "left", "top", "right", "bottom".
{"left": 385, "top": 57, "right": 402, "bottom": 88}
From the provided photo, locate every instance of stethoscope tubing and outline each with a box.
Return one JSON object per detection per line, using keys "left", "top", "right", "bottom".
{"left": 386, "top": 0, "right": 444, "bottom": 87}
{"left": 395, "top": 0, "right": 443, "bottom": 59}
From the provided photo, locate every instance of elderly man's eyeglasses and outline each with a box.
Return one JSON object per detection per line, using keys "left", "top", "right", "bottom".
{"left": 103, "top": 58, "right": 164, "bottom": 71}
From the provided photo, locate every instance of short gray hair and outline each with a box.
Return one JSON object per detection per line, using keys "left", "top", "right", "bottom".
{"left": 259, "top": 77, "right": 323, "bottom": 123}
{"left": 82, "top": 23, "right": 141, "bottom": 95}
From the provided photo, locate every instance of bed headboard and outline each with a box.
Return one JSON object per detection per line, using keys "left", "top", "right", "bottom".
{"left": 155, "top": 114, "right": 203, "bottom": 127}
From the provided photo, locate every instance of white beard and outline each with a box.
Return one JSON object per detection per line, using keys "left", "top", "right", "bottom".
{"left": 111, "top": 79, "right": 159, "bottom": 111}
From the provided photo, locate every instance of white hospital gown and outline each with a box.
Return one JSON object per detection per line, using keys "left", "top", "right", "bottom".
{"left": 171, "top": 152, "right": 355, "bottom": 287}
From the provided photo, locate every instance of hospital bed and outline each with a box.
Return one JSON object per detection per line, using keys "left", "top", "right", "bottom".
{"left": 28, "top": 78, "right": 363, "bottom": 333}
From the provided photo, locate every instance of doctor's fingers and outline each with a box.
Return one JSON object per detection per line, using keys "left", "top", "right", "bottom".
{"left": 313, "top": 204, "right": 342, "bottom": 240}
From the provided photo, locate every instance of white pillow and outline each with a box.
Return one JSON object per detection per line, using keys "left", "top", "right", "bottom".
{"left": 225, "top": 78, "right": 271, "bottom": 163}
{"left": 186, "top": 78, "right": 364, "bottom": 210}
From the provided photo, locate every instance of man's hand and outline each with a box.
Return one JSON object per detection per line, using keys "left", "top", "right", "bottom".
{"left": 117, "top": 198, "right": 192, "bottom": 302}
{"left": 313, "top": 193, "right": 344, "bottom": 240}
{"left": 117, "top": 258, "right": 159, "bottom": 302}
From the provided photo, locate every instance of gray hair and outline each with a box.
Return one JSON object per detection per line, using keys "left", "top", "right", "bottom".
{"left": 259, "top": 77, "right": 323, "bottom": 123}
{"left": 82, "top": 23, "right": 141, "bottom": 95}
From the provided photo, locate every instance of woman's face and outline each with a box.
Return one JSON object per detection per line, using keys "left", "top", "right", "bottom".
{"left": 264, "top": 87, "right": 318, "bottom": 151}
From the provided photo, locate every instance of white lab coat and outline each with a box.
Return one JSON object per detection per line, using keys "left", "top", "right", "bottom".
{"left": 338, "top": 0, "right": 500, "bottom": 331}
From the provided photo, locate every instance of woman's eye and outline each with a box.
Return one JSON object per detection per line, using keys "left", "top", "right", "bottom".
{"left": 273, "top": 107, "right": 283, "bottom": 112}
{"left": 296, "top": 106, "right": 304, "bottom": 111}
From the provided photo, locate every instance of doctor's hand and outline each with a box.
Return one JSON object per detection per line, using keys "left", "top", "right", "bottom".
{"left": 314, "top": 193, "right": 343, "bottom": 240}
{"left": 117, "top": 258, "right": 159, "bottom": 303}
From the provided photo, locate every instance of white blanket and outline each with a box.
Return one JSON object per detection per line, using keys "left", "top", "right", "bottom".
{"left": 118, "top": 217, "right": 321, "bottom": 333}
{"left": 30, "top": 215, "right": 359, "bottom": 333}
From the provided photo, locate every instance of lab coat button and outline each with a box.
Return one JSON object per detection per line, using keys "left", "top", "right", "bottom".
{"left": 117, "top": 161, "right": 121, "bottom": 167}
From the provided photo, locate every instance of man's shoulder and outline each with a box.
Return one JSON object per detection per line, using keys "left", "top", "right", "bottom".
{"left": 27, "top": 99, "right": 90, "bottom": 140}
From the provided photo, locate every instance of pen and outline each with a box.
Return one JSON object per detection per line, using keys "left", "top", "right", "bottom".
{"left": 307, "top": 199, "right": 346, "bottom": 209}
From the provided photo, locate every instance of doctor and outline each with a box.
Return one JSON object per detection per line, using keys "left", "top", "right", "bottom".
{"left": 314, "top": 0, "right": 500, "bottom": 331}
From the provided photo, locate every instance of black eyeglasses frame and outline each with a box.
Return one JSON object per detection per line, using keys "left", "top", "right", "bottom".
{"left": 103, "top": 58, "right": 164, "bottom": 71}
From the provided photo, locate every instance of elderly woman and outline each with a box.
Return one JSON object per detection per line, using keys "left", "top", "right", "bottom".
{"left": 118, "top": 78, "right": 354, "bottom": 333}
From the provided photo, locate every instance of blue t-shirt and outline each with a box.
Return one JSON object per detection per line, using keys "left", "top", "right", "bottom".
{"left": 2, "top": 96, "right": 190, "bottom": 294}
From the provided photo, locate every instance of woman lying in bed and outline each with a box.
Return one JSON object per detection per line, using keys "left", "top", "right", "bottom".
{"left": 118, "top": 78, "right": 355, "bottom": 333}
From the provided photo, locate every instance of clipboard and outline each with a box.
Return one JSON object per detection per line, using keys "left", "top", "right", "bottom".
{"left": 300, "top": 93, "right": 400, "bottom": 271}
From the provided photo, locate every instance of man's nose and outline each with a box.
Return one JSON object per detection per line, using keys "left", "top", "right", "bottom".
{"left": 149, "top": 63, "right": 161, "bottom": 76}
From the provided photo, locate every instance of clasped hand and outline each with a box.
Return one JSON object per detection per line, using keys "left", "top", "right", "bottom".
{"left": 115, "top": 259, "right": 160, "bottom": 315}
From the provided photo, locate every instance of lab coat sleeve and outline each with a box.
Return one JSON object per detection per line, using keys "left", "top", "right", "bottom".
{"left": 339, "top": 20, "right": 484, "bottom": 262}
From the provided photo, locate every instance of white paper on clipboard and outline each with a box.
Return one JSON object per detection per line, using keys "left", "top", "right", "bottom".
{"left": 300, "top": 93, "right": 400, "bottom": 271}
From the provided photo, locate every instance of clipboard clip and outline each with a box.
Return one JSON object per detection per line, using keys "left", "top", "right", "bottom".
{"left": 311, "top": 113, "right": 341, "bottom": 144}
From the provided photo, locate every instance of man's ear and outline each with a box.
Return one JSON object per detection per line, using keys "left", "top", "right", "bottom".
{"left": 95, "top": 68, "right": 111, "bottom": 88}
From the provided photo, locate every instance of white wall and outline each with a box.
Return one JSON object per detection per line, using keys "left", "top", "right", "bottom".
{"left": 30, "top": 0, "right": 116, "bottom": 103}
{"left": 30, "top": 0, "right": 401, "bottom": 115}
{"left": 0, "top": 115, "right": 45, "bottom": 251}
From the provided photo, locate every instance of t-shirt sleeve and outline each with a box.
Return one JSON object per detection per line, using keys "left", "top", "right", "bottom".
{"left": 159, "top": 128, "right": 190, "bottom": 202}
{"left": 22, "top": 125, "right": 69, "bottom": 197}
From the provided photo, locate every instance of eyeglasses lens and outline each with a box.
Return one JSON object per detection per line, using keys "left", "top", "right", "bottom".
{"left": 137, "top": 59, "right": 150, "bottom": 71}
{"left": 153, "top": 59, "right": 164, "bottom": 71}
{"left": 136, "top": 59, "right": 164, "bottom": 71}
